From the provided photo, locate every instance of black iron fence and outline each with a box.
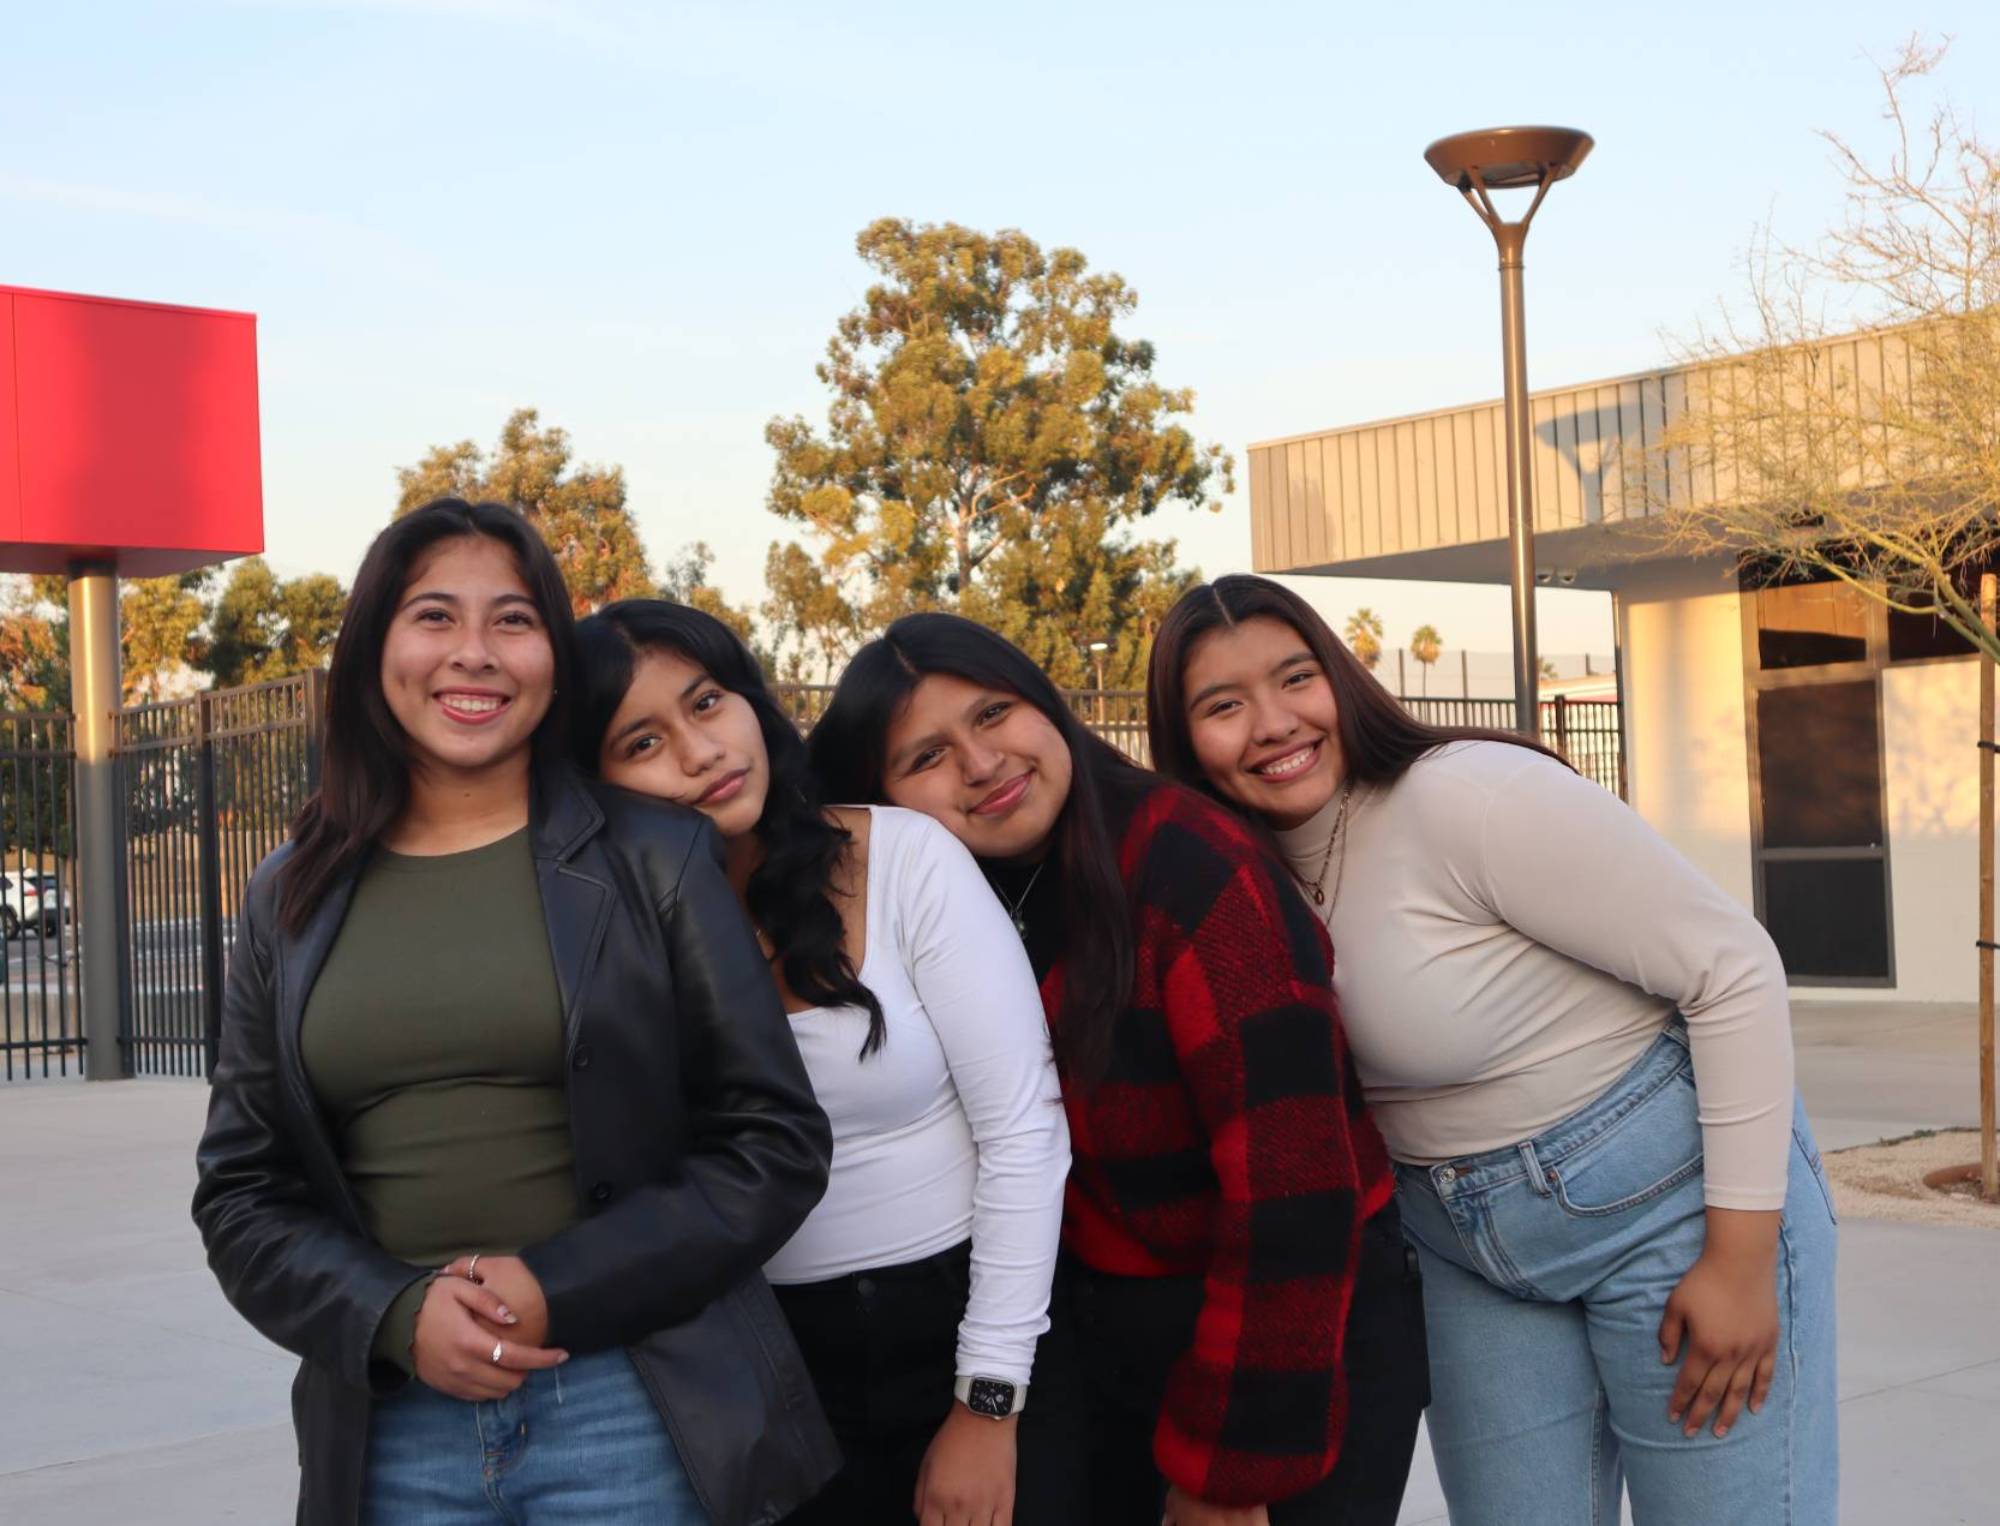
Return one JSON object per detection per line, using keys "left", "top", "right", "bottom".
{"left": 1, "top": 713, "right": 81, "bottom": 1079}
{"left": 116, "top": 673, "right": 323, "bottom": 1078}
{"left": 768, "top": 685, "right": 1154, "bottom": 767}
{"left": 1403, "top": 694, "right": 1625, "bottom": 799}
{"left": 2, "top": 676, "right": 1619, "bottom": 1082}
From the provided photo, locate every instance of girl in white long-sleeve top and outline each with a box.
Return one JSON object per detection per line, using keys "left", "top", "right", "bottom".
{"left": 1144, "top": 574, "right": 1838, "bottom": 1526}
{"left": 574, "top": 600, "right": 1081, "bottom": 1526}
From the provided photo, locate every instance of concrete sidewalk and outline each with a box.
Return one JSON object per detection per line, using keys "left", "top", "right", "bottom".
{"left": 0, "top": 1004, "right": 1993, "bottom": 1524}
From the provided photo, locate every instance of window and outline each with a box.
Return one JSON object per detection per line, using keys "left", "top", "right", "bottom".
{"left": 1740, "top": 563, "right": 1895, "bottom": 986}
{"left": 1761, "top": 858, "right": 1894, "bottom": 980}
{"left": 1753, "top": 579, "right": 1869, "bottom": 669}
{"left": 1754, "top": 683, "right": 1884, "bottom": 848}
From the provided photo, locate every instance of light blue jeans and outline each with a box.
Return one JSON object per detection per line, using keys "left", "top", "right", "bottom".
{"left": 363, "top": 1347, "right": 709, "bottom": 1524}
{"left": 1395, "top": 1021, "right": 1838, "bottom": 1525}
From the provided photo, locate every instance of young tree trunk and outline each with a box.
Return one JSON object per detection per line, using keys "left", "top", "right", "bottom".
{"left": 1981, "top": 576, "right": 1996, "bottom": 1202}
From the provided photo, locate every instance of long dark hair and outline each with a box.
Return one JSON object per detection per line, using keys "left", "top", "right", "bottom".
{"left": 809, "top": 612, "right": 1148, "bottom": 1084}
{"left": 572, "top": 600, "right": 887, "bottom": 1057}
{"left": 1147, "top": 574, "right": 1562, "bottom": 804}
{"left": 280, "top": 499, "right": 578, "bottom": 935}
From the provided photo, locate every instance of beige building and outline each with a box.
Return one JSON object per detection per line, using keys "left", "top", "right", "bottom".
{"left": 1249, "top": 328, "right": 1981, "bottom": 1002}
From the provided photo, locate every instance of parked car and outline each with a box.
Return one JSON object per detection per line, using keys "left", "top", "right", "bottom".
{"left": 0, "top": 873, "right": 69, "bottom": 938}
{"left": 1, "top": 873, "right": 39, "bottom": 939}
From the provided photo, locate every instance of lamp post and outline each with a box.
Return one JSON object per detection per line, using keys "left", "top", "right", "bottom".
{"left": 1424, "top": 126, "right": 1593, "bottom": 737}
{"left": 1088, "top": 640, "right": 1110, "bottom": 723}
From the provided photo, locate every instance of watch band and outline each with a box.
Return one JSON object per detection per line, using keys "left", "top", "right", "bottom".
{"left": 953, "top": 1374, "right": 1026, "bottom": 1418}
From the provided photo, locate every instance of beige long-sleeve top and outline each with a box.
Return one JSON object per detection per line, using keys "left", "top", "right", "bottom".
{"left": 1277, "top": 740, "right": 1794, "bottom": 1210}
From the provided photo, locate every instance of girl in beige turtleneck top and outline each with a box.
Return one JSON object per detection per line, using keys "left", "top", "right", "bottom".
{"left": 1143, "top": 575, "right": 1838, "bottom": 1526}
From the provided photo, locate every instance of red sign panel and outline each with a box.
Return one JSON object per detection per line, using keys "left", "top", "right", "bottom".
{"left": 0, "top": 285, "right": 264, "bottom": 577}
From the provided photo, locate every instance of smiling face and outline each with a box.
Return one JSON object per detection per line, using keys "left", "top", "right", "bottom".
{"left": 879, "top": 673, "right": 1074, "bottom": 861}
{"left": 1181, "top": 615, "right": 1346, "bottom": 828}
{"left": 597, "top": 647, "right": 770, "bottom": 840}
{"left": 379, "top": 535, "right": 556, "bottom": 783}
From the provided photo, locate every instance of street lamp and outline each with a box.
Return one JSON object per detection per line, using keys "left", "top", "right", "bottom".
{"left": 1424, "top": 125, "right": 1593, "bottom": 737}
{"left": 1088, "top": 640, "right": 1110, "bottom": 722}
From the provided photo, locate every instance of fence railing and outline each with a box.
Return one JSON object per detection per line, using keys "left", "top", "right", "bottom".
{"left": 767, "top": 686, "right": 1156, "bottom": 767}
{"left": 2, "top": 677, "right": 1620, "bottom": 1081}
{"left": 1, "top": 712, "right": 81, "bottom": 1079}
{"left": 1402, "top": 694, "right": 1625, "bottom": 799}
{"left": 115, "top": 672, "right": 323, "bottom": 1078}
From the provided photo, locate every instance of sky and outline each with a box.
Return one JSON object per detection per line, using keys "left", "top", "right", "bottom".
{"left": 5, "top": 0, "right": 1991, "bottom": 664}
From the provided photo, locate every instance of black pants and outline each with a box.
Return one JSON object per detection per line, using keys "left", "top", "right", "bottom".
{"left": 773, "top": 1240, "right": 1092, "bottom": 1525}
{"left": 1064, "top": 1202, "right": 1430, "bottom": 1525}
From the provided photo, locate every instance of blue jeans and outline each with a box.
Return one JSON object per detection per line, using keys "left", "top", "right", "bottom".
{"left": 1395, "top": 1022, "right": 1838, "bottom": 1526}
{"left": 363, "top": 1348, "right": 709, "bottom": 1524}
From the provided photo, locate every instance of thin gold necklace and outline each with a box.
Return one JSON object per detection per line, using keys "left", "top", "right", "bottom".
{"left": 1295, "top": 778, "right": 1355, "bottom": 909}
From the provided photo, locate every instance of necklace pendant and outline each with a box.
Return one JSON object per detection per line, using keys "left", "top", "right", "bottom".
{"left": 1011, "top": 913, "right": 1029, "bottom": 937}
{"left": 1308, "top": 884, "right": 1325, "bottom": 906}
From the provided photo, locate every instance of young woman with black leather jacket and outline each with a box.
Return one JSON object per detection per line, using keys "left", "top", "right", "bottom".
{"left": 192, "top": 499, "right": 839, "bottom": 1526}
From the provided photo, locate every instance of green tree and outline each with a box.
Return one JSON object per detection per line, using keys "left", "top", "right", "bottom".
{"left": 210, "top": 558, "right": 346, "bottom": 686}
{"left": 1409, "top": 624, "right": 1443, "bottom": 695}
{"left": 760, "top": 541, "right": 863, "bottom": 684}
{"left": 962, "top": 503, "right": 1197, "bottom": 688}
{"left": 1343, "top": 608, "right": 1384, "bottom": 671}
{"left": 765, "top": 218, "right": 1230, "bottom": 657}
{"left": 396, "top": 409, "right": 654, "bottom": 615}
{"left": 121, "top": 572, "right": 211, "bottom": 702}
{"left": 658, "top": 541, "right": 764, "bottom": 659}
{"left": 0, "top": 579, "right": 61, "bottom": 709}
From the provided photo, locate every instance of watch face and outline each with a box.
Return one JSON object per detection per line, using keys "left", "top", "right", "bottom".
{"left": 966, "top": 1378, "right": 1016, "bottom": 1417}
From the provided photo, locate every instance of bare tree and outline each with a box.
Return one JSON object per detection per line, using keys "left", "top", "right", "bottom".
{"left": 1652, "top": 37, "right": 2000, "bottom": 657}
{"left": 1655, "top": 36, "right": 1999, "bottom": 1198}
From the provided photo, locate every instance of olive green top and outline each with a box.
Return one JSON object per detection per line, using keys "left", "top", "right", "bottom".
{"left": 301, "top": 827, "right": 578, "bottom": 1373}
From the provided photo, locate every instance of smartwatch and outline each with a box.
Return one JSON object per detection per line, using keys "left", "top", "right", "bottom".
{"left": 953, "top": 1375, "right": 1026, "bottom": 1419}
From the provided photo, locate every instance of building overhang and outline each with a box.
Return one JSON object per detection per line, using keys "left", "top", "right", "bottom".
{"left": 1250, "top": 321, "right": 1927, "bottom": 592}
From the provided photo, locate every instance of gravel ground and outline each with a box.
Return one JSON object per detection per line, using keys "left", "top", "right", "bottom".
{"left": 1823, "top": 1128, "right": 2000, "bottom": 1229}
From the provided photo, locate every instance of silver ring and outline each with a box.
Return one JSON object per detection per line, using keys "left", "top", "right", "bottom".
{"left": 490, "top": 1340, "right": 504, "bottom": 1366}
{"left": 466, "top": 1254, "right": 481, "bottom": 1281}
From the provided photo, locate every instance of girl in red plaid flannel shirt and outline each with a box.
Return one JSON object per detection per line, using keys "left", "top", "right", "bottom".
{"left": 812, "top": 613, "right": 1426, "bottom": 1526}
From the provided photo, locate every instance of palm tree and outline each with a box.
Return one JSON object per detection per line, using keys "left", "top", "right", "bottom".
{"left": 1409, "top": 624, "right": 1443, "bottom": 695}
{"left": 1343, "top": 608, "right": 1384, "bottom": 671}
{"left": 1539, "top": 657, "right": 1560, "bottom": 682}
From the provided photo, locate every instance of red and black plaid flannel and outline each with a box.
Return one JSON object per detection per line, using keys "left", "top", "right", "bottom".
{"left": 1046, "top": 783, "right": 1393, "bottom": 1508}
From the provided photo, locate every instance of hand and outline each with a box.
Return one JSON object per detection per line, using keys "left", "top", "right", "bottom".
{"left": 1658, "top": 1208, "right": 1782, "bottom": 1439}
{"left": 912, "top": 1403, "right": 1017, "bottom": 1526}
{"left": 410, "top": 1273, "right": 567, "bottom": 1401}
{"left": 1161, "top": 1486, "right": 1269, "bottom": 1526}
{"left": 442, "top": 1254, "right": 552, "bottom": 1347}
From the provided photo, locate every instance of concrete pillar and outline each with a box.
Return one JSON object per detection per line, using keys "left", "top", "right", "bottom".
{"left": 67, "top": 563, "right": 125, "bottom": 1080}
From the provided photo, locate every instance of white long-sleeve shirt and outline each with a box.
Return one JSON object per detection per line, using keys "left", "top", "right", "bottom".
{"left": 1276, "top": 741, "right": 1794, "bottom": 1210}
{"left": 763, "top": 806, "right": 1070, "bottom": 1385}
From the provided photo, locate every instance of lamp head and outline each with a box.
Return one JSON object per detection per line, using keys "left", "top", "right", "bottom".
{"left": 1424, "top": 126, "right": 1593, "bottom": 193}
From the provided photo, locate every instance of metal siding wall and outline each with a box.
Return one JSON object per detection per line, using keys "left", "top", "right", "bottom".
{"left": 1307, "top": 437, "right": 1332, "bottom": 564}
{"left": 1574, "top": 393, "right": 1602, "bottom": 523}
{"left": 1249, "top": 324, "right": 1932, "bottom": 573}
{"left": 1270, "top": 442, "right": 1294, "bottom": 569}
{"left": 1413, "top": 418, "right": 1440, "bottom": 549}
{"left": 1450, "top": 411, "right": 1477, "bottom": 542}
{"left": 1248, "top": 447, "right": 1272, "bottom": 569}
{"left": 1393, "top": 421, "right": 1420, "bottom": 555}
{"left": 1356, "top": 431, "right": 1382, "bottom": 558}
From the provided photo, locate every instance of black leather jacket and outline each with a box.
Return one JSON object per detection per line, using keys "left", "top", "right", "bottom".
{"left": 192, "top": 766, "right": 840, "bottom": 1525}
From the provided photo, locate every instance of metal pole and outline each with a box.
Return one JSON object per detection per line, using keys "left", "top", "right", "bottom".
{"left": 1980, "top": 574, "right": 1996, "bottom": 1202}
{"left": 1495, "top": 223, "right": 1540, "bottom": 735}
{"left": 195, "top": 696, "right": 226, "bottom": 1078}
{"left": 67, "top": 563, "right": 126, "bottom": 1080}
